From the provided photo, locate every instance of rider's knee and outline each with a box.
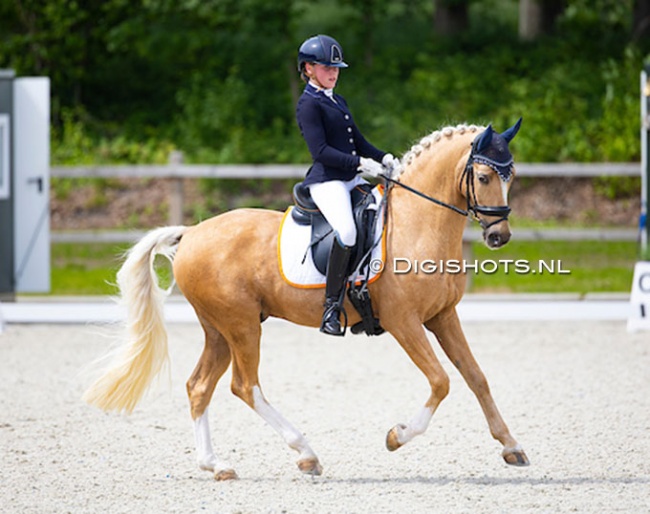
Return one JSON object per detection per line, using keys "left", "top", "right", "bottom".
{"left": 336, "top": 227, "right": 357, "bottom": 247}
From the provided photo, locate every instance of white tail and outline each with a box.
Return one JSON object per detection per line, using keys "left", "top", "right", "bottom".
{"left": 82, "top": 226, "right": 189, "bottom": 413}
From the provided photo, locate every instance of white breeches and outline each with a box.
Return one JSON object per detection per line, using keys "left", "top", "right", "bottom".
{"left": 308, "top": 175, "right": 367, "bottom": 247}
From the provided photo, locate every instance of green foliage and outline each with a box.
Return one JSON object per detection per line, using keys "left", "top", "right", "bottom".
{"left": 1, "top": 0, "right": 647, "bottom": 167}
{"left": 561, "top": 0, "right": 632, "bottom": 36}
{"left": 51, "top": 111, "right": 98, "bottom": 166}
{"left": 52, "top": 110, "right": 176, "bottom": 165}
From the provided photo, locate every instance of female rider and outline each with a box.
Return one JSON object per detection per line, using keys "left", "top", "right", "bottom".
{"left": 295, "top": 34, "right": 399, "bottom": 336}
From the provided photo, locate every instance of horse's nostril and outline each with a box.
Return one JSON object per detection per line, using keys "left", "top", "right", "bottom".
{"left": 486, "top": 229, "right": 511, "bottom": 248}
{"left": 488, "top": 233, "right": 501, "bottom": 247}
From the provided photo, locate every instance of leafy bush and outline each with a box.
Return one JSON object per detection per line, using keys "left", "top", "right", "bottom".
{"left": 34, "top": 1, "right": 647, "bottom": 171}
{"left": 52, "top": 110, "right": 176, "bottom": 165}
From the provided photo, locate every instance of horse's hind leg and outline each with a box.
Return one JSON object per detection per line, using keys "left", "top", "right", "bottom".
{"left": 186, "top": 319, "right": 238, "bottom": 480}
{"left": 425, "top": 308, "right": 529, "bottom": 466}
{"left": 224, "top": 320, "right": 323, "bottom": 477}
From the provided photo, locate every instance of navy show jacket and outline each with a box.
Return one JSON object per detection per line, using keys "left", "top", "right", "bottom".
{"left": 296, "top": 83, "right": 386, "bottom": 186}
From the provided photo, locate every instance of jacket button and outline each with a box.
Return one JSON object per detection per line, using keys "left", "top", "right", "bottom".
{"left": 349, "top": 138, "right": 354, "bottom": 143}
{"left": 352, "top": 151, "right": 357, "bottom": 155}
{"left": 344, "top": 114, "right": 350, "bottom": 120}
{"left": 347, "top": 127, "right": 352, "bottom": 133}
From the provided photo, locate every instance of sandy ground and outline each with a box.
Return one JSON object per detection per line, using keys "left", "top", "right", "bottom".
{"left": 1, "top": 319, "right": 649, "bottom": 513}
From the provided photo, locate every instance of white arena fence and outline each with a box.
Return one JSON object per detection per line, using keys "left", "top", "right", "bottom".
{"left": 50, "top": 161, "right": 640, "bottom": 244}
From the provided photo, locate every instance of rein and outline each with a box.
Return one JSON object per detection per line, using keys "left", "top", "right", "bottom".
{"left": 381, "top": 174, "right": 468, "bottom": 217}
{"left": 382, "top": 147, "right": 511, "bottom": 230}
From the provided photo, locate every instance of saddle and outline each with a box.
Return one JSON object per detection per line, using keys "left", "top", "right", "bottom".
{"left": 291, "top": 181, "right": 385, "bottom": 336}
{"left": 291, "top": 182, "right": 378, "bottom": 275}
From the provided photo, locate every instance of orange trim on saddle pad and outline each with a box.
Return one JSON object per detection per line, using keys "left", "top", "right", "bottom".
{"left": 277, "top": 187, "right": 386, "bottom": 290}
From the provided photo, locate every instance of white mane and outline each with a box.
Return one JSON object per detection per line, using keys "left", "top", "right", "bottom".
{"left": 395, "top": 124, "right": 483, "bottom": 178}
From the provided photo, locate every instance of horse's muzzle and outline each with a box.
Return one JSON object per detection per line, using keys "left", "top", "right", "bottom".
{"left": 484, "top": 222, "right": 511, "bottom": 249}
{"left": 471, "top": 204, "right": 511, "bottom": 249}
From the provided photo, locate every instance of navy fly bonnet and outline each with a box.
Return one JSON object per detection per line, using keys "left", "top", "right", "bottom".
{"left": 471, "top": 118, "right": 522, "bottom": 182}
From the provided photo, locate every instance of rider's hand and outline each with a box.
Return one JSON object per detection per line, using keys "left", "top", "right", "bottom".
{"left": 382, "top": 153, "right": 401, "bottom": 176}
{"left": 358, "top": 157, "right": 385, "bottom": 178}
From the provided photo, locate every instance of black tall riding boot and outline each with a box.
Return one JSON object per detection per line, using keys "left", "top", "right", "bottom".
{"left": 320, "top": 238, "right": 353, "bottom": 336}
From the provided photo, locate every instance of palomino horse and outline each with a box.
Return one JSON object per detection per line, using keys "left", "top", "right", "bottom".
{"left": 83, "top": 121, "right": 529, "bottom": 480}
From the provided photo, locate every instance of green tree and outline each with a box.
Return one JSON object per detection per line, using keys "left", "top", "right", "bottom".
{"left": 0, "top": 0, "right": 646, "bottom": 166}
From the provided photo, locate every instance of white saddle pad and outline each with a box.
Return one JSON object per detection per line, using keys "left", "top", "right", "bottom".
{"left": 278, "top": 187, "right": 386, "bottom": 289}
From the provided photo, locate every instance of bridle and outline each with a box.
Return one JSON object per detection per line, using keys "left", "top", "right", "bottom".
{"left": 381, "top": 142, "right": 512, "bottom": 230}
{"left": 459, "top": 141, "right": 512, "bottom": 229}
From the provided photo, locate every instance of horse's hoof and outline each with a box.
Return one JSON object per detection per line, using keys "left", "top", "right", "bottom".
{"left": 502, "top": 446, "right": 530, "bottom": 466}
{"left": 297, "top": 457, "right": 323, "bottom": 476}
{"left": 386, "top": 424, "right": 407, "bottom": 452}
{"left": 214, "top": 468, "right": 239, "bottom": 481}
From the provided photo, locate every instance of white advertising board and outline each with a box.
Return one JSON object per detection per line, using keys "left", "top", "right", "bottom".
{"left": 628, "top": 261, "right": 650, "bottom": 332}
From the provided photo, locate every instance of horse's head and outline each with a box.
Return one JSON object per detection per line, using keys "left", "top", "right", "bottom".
{"left": 461, "top": 118, "right": 522, "bottom": 249}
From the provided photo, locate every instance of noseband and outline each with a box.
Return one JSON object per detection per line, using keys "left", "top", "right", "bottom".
{"left": 382, "top": 143, "right": 512, "bottom": 229}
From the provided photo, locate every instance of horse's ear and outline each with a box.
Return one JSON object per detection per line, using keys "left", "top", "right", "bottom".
{"left": 474, "top": 124, "right": 493, "bottom": 153}
{"left": 501, "top": 117, "right": 522, "bottom": 143}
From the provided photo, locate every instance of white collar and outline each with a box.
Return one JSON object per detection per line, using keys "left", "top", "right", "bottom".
{"left": 309, "top": 81, "right": 335, "bottom": 98}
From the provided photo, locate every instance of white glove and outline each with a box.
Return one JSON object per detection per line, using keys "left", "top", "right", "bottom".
{"left": 358, "top": 157, "right": 385, "bottom": 178}
{"left": 382, "top": 153, "right": 401, "bottom": 176}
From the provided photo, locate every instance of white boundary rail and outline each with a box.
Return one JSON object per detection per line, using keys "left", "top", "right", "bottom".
{"left": 50, "top": 162, "right": 641, "bottom": 243}
{"left": 50, "top": 227, "right": 638, "bottom": 244}
{"left": 51, "top": 162, "right": 640, "bottom": 179}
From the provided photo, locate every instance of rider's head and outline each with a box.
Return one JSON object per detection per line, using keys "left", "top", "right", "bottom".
{"left": 297, "top": 35, "right": 348, "bottom": 84}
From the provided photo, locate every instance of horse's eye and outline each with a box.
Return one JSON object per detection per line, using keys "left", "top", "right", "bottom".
{"left": 478, "top": 174, "right": 489, "bottom": 185}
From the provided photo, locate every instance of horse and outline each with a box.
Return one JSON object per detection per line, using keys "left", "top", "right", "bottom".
{"left": 83, "top": 121, "right": 529, "bottom": 480}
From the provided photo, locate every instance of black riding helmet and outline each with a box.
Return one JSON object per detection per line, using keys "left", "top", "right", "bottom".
{"left": 297, "top": 35, "right": 348, "bottom": 72}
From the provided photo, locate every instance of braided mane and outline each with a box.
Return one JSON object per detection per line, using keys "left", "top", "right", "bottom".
{"left": 395, "top": 124, "right": 483, "bottom": 178}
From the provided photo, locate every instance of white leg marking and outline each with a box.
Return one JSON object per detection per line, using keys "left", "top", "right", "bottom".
{"left": 193, "top": 409, "right": 232, "bottom": 472}
{"left": 396, "top": 406, "right": 434, "bottom": 445}
{"left": 252, "top": 386, "right": 317, "bottom": 461}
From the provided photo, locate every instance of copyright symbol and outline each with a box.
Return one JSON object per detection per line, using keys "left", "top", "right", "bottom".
{"left": 369, "top": 259, "right": 384, "bottom": 273}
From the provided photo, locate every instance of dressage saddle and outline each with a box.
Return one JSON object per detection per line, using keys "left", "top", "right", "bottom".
{"left": 291, "top": 181, "right": 385, "bottom": 336}
{"left": 291, "top": 181, "right": 379, "bottom": 276}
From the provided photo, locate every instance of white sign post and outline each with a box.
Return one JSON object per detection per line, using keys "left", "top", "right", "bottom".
{"left": 628, "top": 261, "right": 650, "bottom": 332}
{"left": 630, "top": 69, "right": 650, "bottom": 332}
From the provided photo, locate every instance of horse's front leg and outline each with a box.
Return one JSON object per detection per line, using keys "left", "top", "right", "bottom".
{"left": 425, "top": 307, "right": 529, "bottom": 466}
{"left": 384, "top": 318, "right": 450, "bottom": 451}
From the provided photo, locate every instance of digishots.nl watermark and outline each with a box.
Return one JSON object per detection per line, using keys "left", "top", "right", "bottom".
{"left": 368, "top": 258, "right": 571, "bottom": 275}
